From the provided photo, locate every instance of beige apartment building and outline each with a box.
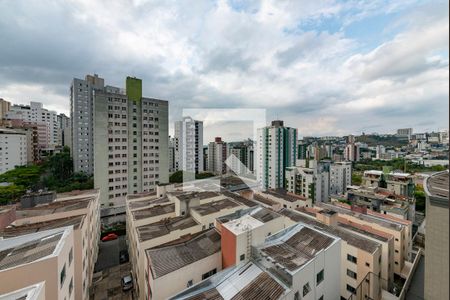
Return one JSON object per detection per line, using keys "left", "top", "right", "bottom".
{"left": 279, "top": 208, "right": 383, "bottom": 300}
{"left": 0, "top": 227, "right": 75, "bottom": 300}
{"left": 424, "top": 171, "right": 449, "bottom": 300}
{"left": 1, "top": 189, "right": 100, "bottom": 300}
{"left": 146, "top": 229, "right": 222, "bottom": 300}
{"left": 319, "top": 202, "right": 412, "bottom": 276}
{"left": 126, "top": 188, "right": 257, "bottom": 300}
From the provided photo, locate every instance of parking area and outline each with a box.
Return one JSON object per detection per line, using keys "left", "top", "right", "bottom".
{"left": 95, "top": 235, "right": 127, "bottom": 272}
{"left": 90, "top": 262, "right": 134, "bottom": 300}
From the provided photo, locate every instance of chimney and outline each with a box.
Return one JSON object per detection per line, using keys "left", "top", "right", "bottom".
{"left": 316, "top": 209, "right": 338, "bottom": 226}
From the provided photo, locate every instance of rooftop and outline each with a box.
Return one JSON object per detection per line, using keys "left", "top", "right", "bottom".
{"left": 128, "top": 196, "right": 171, "bottom": 210}
{"left": 16, "top": 198, "right": 91, "bottom": 219}
{"left": 221, "top": 191, "right": 259, "bottom": 207}
{"left": 262, "top": 189, "right": 307, "bottom": 202}
{"left": 1, "top": 215, "right": 84, "bottom": 238}
{"left": 131, "top": 203, "right": 175, "bottom": 220}
{"left": 176, "top": 191, "right": 221, "bottom": 202}
{"left": 253, "top": 194, "right": 278, "bottom": 206}
{"left": 136, "top": 216, "right": 199, "bottom": 242}
{"left": 278, "top": 208, "right": 380, "bottom": 254}
{"left": 318, "top": 202, "right": 404, "bottom": 231}
{"left": 191, "top": 198, "right": 241, "bottom": 216}
{"left": 426, "top": 171, "right": 449, "bottom": 204}
{"left": 0, "top": 282, "right": 45, "bottom": 300}
{"left": 0, "top": 227, "right": 68, "bottom": 270}
{"left": 218, "top": 206, "right": 281, "bottom": 225}
{"left": 258, "top": 225, "right": 335, "bottom": 272}
{"left": 147, "top": 229, "right": 221, "bottom": 278}
{"left": 170, "top": 261, "right": 287, "bottom": 300}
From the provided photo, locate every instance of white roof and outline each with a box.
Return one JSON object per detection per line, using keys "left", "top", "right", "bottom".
{"left": 0, "top": 282, "right": 45, "bottom": 300}
{"left": 223, "top": 214, "right": 264, "bottom": 235}
{"left": 364, "top": 170, "right": 383, "bottom": 176}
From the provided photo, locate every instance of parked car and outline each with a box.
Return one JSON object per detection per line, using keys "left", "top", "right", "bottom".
{"left": 119, "top": 250, "right": 129, "bottom": 264}
{"left": 101, "top": 233, "right": 118, "bottom": 242}
{"left": 121, "top": 274, "right": 133, "bottom": 291}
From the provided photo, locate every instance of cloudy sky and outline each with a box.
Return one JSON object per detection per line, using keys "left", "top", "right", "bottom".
{"left": 0, "top": 0, "right": 448, "bottom": 141}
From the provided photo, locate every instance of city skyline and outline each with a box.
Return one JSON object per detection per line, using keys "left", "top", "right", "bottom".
{"left": 0, "top": 0, "right": 448, "bottom": 138}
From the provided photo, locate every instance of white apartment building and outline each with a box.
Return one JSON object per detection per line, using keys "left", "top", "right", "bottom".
{"left": 0, "top": 128, "right": 27, "bottom": 174}
{"left": 168, "top": 136, "right": 176, "bottom": 174}
{"left": 375, "top": 145, "right": 385, "bottom": 159}
{"left": 174, "top": 117, "right": 203, "bottom": 174}
{"left": 94, "top": 76, "right": 169, "bottom": 207}
{"left": 285, "top": 165, "right": 329, "bottom": 203}
{"left": 57, "top": 113, "right": 71, "bottom": 149}
{"left": 257, "top": 120, "right": 297, "bottom": 190}
{"left": 207, "top": 137, "right": 227, "bottom": 175}
{"left": 227, "top": 140, "right": 255, "bottom": 175}
{"left": 344, "top": 142, "right": 360, "bottom": 162}
{"left": 5, "top": 101, "right": 59, "bottom": 148}
{"left": 330, "top": 161, "right": 352, "bottom": 196}
{"left": 0, "top": 227, "right": 76, "bottom": 300}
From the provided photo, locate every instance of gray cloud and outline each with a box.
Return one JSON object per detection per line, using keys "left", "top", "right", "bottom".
{"left": 0, "top": 0, "right": 448, "bottom": 139}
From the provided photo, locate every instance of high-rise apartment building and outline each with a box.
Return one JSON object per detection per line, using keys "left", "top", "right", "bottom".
{"left": 168, "top": 136, "right": 176, "bottom": 174}
{"left": 5, "top": 101, "right": 58, "bottom": 148}
{"left": 57, "top": 113, "right": 71, "bottom": 149}
{"left": 344, "top": 142, "right": 360, "bottom": 162}
{"left": 174, "top": 117, "right": 203, "bottom": 174}
{"left": 207, "top": 137, "right": 227, "bottom": 175}
{"left": 70, "top": 74, "right": 106, "bottom": 175}
{"left": 329, "top": 161, "right": 352, "bottom": 195}
{"left": 0, "top": 98, "right": 11, "bottom": 121}
{"left": 0, "top": 128, "right": 28, "bottom": 174}
{"left": 256, "top": 120, "right": 297, "bottom": 190}
{"left": 424, "top": 171, "right": 449, "bottom": 300}
{"left": 227, "top": 140, "right": 254, "bottom": 175}
{"left": 93, "top": 77, "right": 168, "bottom": 207}
{"left": 396, "top": 128, "right": 413, "bottom": 140}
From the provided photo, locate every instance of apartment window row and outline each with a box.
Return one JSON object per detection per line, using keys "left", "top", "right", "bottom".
{"left": 347, "top": 254, "right": 357, "bottom": 264}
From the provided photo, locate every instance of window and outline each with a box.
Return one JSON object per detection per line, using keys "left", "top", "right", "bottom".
{"left": 60, "top": 264, "right": 66, "bottom": 288}
{"left": 347, "top": 269, "right": 357, "bottom": 279}
{"left": 69, "top": 277, "right": 73, "bottom": 296}
{"left": 365, "top": 262, "right": 370, "bottom": 267}
{"left": 316, "top": 269, "right": 324, "bottom": 285}
{"left": 294, "top": 292, "right": 299, "bottom": 300}
{"left": 187, "top": 280, "right": 193, "bottom": 287}
{"left": 303, "top": 282, "right": 311, "bottom": 297}
{"left": 318, "top": 296, "right": 324, "bottom": 300}
{"left": 347, "top": 284, "right": 356, "bottom": 294}
{"left": 347, "top": 254, "right": 357, "bottom": 264}
{"left": 202, "top": 268, "right": 217, "bottom": 280}
{"left": 240, "top": 254, "right": 245, "bottom": 261}
{"left": 68, "top": 248, "right": 73, "bottom": 266}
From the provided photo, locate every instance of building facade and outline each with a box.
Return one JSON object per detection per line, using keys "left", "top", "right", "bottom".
{"left": 93, "top": 77, "right": 169, "bottom": 207}
{"left": 207, "top": 137, "right": 227, "bottom": 175}
{"left": 0, "top": 128, "right": 28, "bottom": 174}
{"left": 424, "top": 171, "right": 449, "bottom": 300}
{"left": 5, "top": 101, "right": 58, "bottom": 149}
{"left": 70, "top": 74, "right": 106, "bottom": 175}
{"left": 0, "top": 98, "right": 11, "bottom": 121}
{"left": 329, "top": 162, "right": 352, "bottom": 196}
{"left": 174, "top": 117, "right": 203, "bottom": 174}
{"left": 256, "top": 120, "right": 297, "bottom": 190}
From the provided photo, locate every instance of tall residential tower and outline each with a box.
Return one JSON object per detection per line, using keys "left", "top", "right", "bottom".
{"left": 256, "top": 120, "right": 297, "bottom": 190}
{"left": 93, "top": 77, "right": 169, "bottom": 206}
{"left": 174, "top": 117, "right": 203, "bottom": 174}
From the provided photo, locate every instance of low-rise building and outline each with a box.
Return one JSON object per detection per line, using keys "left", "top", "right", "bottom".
{"left": 0, "top": 227, "right": 75, "bottom": 300}
{"left": 1, "top": 189, "right": 100, "bottom": 300}
{"left": 146, "top": 229, "right": 221, "bottom": 300}
{"left": 126, "top": 188, "right": 257, "bottom": 299}
{"left": 255, "top": 189, "right": 312, "bottom": 210}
